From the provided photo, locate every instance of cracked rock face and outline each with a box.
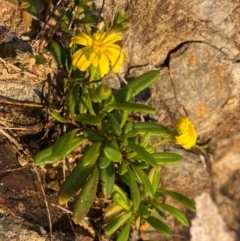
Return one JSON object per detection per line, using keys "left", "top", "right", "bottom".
{"left": 97, "top": 0, "right": 240, "bottom": 141}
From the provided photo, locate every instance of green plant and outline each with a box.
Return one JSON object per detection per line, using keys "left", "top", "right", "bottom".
{"left": 34, "top": 1, "right": 197, "bottom": 239}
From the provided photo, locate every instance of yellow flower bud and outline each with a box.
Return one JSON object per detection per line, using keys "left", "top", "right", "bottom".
{"left": 174, "top": 117, "right": 197, "bottom": 149}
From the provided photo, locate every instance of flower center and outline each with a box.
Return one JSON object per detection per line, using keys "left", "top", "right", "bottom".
{"left": 92, "top": 40, "right": 106, "bottom": 52}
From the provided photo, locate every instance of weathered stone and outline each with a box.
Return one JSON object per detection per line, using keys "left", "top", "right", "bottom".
{"left": 190, "top": 192, "right": 236, "bottom": 241}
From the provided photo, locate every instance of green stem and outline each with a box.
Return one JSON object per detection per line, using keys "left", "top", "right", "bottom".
{"left": 151, "top": 135, "right": 172, "bottom": 148}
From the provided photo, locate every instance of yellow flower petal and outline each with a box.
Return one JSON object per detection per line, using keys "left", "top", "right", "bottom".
{"left": 72, "top": 48, "right": 91, "bottom": 71}
{"left": 70, "top": 32, "right": 93, "bottom": 47}
{"left": 70, "top": 31, "right": 125, "bottom": 76}
{"left": 95, "top": 31, "right": 108, "bottom": 42}
{"left": 174, "top": 117, "right": 197, "bottom": 149}
{"left": 103, "top": 33, "right": 122, "bottom": 44}
{"left": 112, "top": 51, "right": 127, "bottom": 73}
{"left": 98, "top": 54, "right": 110, "bottom": 77}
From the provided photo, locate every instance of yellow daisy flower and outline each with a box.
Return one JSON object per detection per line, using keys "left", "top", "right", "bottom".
{"left": 174, "top": 117, "right": 197, "bottom": 149}
{"left": 70, "top": 31, "right": 126, "bottom": 77}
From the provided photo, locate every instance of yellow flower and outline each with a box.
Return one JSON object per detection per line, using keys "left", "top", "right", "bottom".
{"left": 174, "top": 117, "right": 197, "bottom": 149}
{"left": 70, "top": 31, "right": 126, "bottom": 77}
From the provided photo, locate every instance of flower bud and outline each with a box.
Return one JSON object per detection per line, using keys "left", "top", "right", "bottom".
{"left": 96, "top": 84, "right": 112, "bottom": 100}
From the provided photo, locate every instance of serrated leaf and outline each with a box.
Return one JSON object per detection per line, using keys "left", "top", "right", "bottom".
{"left": 128, "top": 142, "right": 157, "bottom": 167}
{"left": 101, "top": 162, "right": 115, "bottom": 197}
{"left": 108, "top": 103, "right": 155, "bottom": 113}
{"left": 48, "top": 40, "right": 66, "bottom": 67}
{"left": 103, "top": 147, "right": 122, "bottom": 162}
{"left": 145, "top": 216, "right": 171, "bottom": 236}
{"left": 73, "top": 113, "right": 101, "bottom": 126}
{"left": 154, "top": 202, "right": 189, "bottom": 226}
{"left": 157, "top": 189, "right": 196, "bottom": 212}
{"left": 152, "top": 152, "right": 182, "bottom": 165}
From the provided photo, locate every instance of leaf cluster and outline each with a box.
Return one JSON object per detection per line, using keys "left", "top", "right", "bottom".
{"left": 35, "top": 70, "right": 196, "bottom": 239}
{"left": 33, "top": 2, "right": 196, "bottom": 239}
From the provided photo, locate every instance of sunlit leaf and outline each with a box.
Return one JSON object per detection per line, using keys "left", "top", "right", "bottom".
{"left": 156, "top": 189, "right": 196, "bottom": 212}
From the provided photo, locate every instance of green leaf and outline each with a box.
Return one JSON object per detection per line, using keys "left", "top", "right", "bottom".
{"left": 79, "top": 85, "right": 88, "bottom": 114}
{"left": 34, "top": 55, "right": 47, "bottom": 65}
{"left": 133, "top": 122, "right": 170, "bottom": 136}
{"left": 127, "top": 142, "right": 157, "bottom": 167}
{"left": 114, "top": 87, "right": 133, "bottom": 103}
{"left": 84, "top": 131, "right": 104, "bottom": 141}
{"left": 60, "top": 21, "right": 74, "bottom": 34}
{"left": 73, "top": 165, "right": 99, "bottom": 224}
{"left": 139, "top": 204, "right": 149, "bottom": 218}
{"left": 78, "top": 15, "right": 103, "bottom": 24}
{"left": 132, "top": 166, "right": 154, "bottom": 199}
{"left": 104, "top": 204, "right": 124, "bottom": 223}
{"left": 114, "top": 70, "right": 159, "bottom": 100}
{"left": 116, "top": 219, "right": 132, "bottom": 241}
{"left": 151, "top": 202, "right": 167, "bottom": 219}
{"left": 113, "top": 184, "right": 131, "bottom": 208}
{"left": 51, "top": 111, "right": 68, "bottom": 123}
{"left": 145, "top": 216, "right": 171, "bottom": 236}
{"left": 107, "top": 112, "right": 122, "bottom": 135}
{"left": 127, "top": 166, "right": 140, "bottom": 211}
{"left": 101, "top": 162, "right": 115, "bottom": 197}
{"left": 81, "top": 141, "right": 102, "bottom": 166}
{"left": 153, "top": 202, "right": 189, "bottom": 226}
{"left": 73, "top": 113, "right": 101, "bottom": 126}
{"left": 103, "top": 211, "right": 132, "bottom": 237}
{"left": 157, "top": 189, "right": 196, "bottom": 212}
{"left": 58, "top": 160, "right": 94, "bottom": 205}
{"left": 69, "top": 84, "right": 80, "bottom": 117}
{"left": 148, "top": 167, "right": 161, "bottom": 194}
{"left": 152, "top": 152, "right": 182, "bottom": 165}
{"left": 118, "top": 161, "right": 128, "bottom": 175}
{"left": 52, "top": 129, "right": 84, "bottom": 159}
{"left": 103, "top": 147, "right": 122, "bottom": 162}
{"left": 34, "top": 146, "right": 58, "bottom": 165}
{"left": 140, "top": 131, "right": 152, "bottom": 147}
{"left": 48, "top": 40, "right": 66, "bottom": 67}
{"left": 112, "top": 192, "right": 131, "bottom": 211}
{"left": 108, "top": 103, "right": 155, "bottom": 113}
{"left": 99, "top": 154, "right": 111, "bottom": 169}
